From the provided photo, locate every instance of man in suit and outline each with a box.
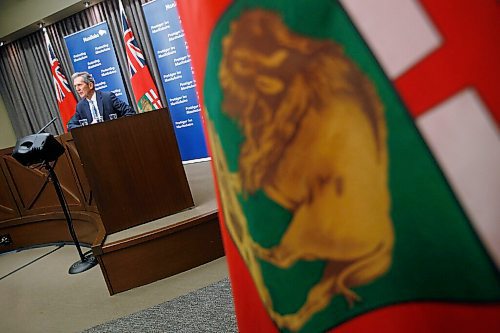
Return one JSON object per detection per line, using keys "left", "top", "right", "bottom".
{"left": 67, "top": 72, "right": 136, "bottom": 130}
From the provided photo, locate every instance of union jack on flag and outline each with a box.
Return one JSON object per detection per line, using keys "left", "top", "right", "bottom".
{"left": 44, "top": 31, "right": 73, "bottom": 103}
{"left": 120, "top": 2, "right": 146, "bottom": 77}
{"left": 43, "top": 29, "right": 77, "bottom": 132}
{"left": 119, "top": 0, "right": 163, "bottom": 113}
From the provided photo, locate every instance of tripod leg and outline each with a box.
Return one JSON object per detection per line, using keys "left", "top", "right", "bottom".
{"left": 45, "top": 162, "right": 98, "bottom": 274}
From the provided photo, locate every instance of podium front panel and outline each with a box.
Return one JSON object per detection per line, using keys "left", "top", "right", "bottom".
{"left": 71, "top": 108, "right": 194, "bottom": 233}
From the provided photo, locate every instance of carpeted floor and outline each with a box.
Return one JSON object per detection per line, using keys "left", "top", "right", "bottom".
{"left": 81, "top": 278, "right": 237, "bottom": 333}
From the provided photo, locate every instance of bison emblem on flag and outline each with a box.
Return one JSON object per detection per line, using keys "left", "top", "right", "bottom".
{"left": 208, "top": 9, "right": 394, "bottom": 331}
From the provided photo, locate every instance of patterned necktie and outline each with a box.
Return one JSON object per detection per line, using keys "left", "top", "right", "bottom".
{"left": 89, "top": 100, "right": 100, "bottom": 122}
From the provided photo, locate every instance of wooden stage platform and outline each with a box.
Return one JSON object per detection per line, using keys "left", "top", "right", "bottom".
{"left": 94, "top": 161, "right": 224, "bottom": 294}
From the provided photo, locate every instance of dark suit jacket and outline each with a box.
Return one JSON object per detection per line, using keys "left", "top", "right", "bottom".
{"left": 67, "top": 90, "right": 135, "bottom": 130}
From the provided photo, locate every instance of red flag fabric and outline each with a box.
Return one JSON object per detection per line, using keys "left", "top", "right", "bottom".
{"left": 178, "top": 1, "right": 500, "bottom": 332}
{"left": 119, "top": 0, "right": 162, "bottom": 112}
{"left": 44, "top": 30, "right": 77, "bottom": 132}
{"left": 395, "top": 0, "right": 500, "bottom": 124}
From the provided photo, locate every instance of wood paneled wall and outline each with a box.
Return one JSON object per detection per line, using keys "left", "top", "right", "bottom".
{"left": 0, "top": 133, "right": 102, "bottom": 252}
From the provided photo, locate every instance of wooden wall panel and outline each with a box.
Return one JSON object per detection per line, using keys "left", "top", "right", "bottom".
{"left": 1, "top": 150, "right": 83, "bottom": 216}
{"left": 0, "top": 212, "right": 102, "bottom": 252}
{"left": 0, "top": 153, "right": 19, "bottom": 222}
{"left": 61, "top": 135, "right": 98, "bottom": 212}
{"left": 0, "top": 134, "right": 99, "bottom": 252}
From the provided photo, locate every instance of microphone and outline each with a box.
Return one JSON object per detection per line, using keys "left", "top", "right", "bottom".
{"left": 37, "top": 117, "right": 58, "bottom": 134}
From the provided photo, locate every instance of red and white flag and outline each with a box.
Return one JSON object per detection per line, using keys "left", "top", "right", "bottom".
{"left": 44, "top": 30, "right": 77, "bottom": 132}
{"left": 119, "top": 0, "right": 162, "bottom": 112}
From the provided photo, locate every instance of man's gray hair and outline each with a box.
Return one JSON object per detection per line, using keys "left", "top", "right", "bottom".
{"left": 71, "top": 71, "right": 95, "bottom": 85}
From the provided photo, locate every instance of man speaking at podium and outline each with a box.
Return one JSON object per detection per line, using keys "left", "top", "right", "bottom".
{"left": 67, "top": 71, "right": 135, "bottom": 130}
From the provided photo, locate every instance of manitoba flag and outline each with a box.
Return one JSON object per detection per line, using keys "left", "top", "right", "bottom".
{"left": 178, "top": 0, "right": 500, "bottom": 332}
{"left": 119, "top": 0, "right": 162, "bottom": 112}
{"left": 44, "top": 30, "right": 77, "bottom": 132}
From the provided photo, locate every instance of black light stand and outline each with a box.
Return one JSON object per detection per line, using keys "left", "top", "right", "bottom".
{"left": 12, "top": 122, "right": 97, "bottom": 274}
{"left": 43, "top": 159, "right": 98, "bottom": 274}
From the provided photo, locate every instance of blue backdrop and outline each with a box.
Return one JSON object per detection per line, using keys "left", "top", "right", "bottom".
{"left": 142, "top": 0, "right": 209, "bottom": 162}
{"left": 64, "top": 22, "right": 129, "bottom": 105}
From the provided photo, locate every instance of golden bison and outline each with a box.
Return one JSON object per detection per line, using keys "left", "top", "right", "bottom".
{"left": 210, "top": 9, "right": 394, "bottom": 331}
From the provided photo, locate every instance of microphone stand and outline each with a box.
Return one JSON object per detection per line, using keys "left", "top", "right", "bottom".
{"left": 43, "top": 159, "right": 98, "bottom": 274}
{"left": 12, "top": 118, "right": 97, "bottom": 274}
{"left": 37, "top": 117, "right": 58, "bottom": 134}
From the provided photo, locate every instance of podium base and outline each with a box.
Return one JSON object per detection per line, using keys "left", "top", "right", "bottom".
{"left": 69, "top": 253, "right": 98, "bottom": 274}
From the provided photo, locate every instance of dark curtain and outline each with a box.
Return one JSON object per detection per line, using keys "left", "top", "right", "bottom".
{"left": 0, "top": 0, "right": 165, "bottom": 138}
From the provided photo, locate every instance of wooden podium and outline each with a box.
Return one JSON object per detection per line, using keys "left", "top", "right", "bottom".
{"left": 71, "top": 108, "right": 193, "bottom": 234}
